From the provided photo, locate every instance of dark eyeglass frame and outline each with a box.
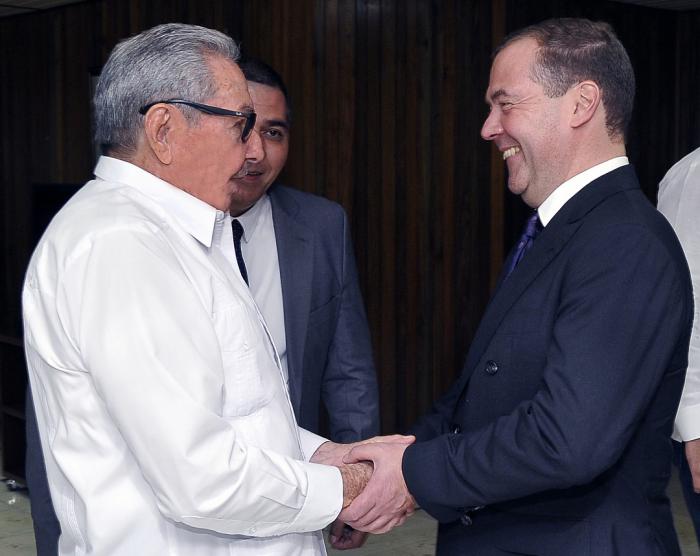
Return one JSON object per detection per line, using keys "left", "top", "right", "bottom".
{"left": 138, "top": 99, "right": 256, "bottom": 143}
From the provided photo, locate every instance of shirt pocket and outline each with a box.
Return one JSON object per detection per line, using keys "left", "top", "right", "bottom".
{"left": 212, "top": 289, "right": 275, "bottom": 417}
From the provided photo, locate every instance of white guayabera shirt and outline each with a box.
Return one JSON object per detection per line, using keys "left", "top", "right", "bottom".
{"left": 23, "top": 156, "right": 342, "bottom": 556}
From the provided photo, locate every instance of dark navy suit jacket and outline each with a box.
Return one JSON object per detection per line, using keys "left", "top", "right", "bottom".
{"left": 403, "top": 165, "right": 693, "bottom": 556}
{"left": 25, "top": 183, "right": 379, "bottom": 554}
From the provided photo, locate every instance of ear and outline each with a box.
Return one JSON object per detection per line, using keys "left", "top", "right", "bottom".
{"left": 142, "top": 106, "right": 176, "bottom": 165}
{"left": 570, "top": 81, "right": 601, "bottom": 129}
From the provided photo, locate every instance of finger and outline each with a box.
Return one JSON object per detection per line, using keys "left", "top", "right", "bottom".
{"left": 347, "top": 504, "right": 384, "bottom": 529}
{"left": 328, "top": 519, "right": 346, "bottom": 545}
{"left": 358, "top": 513, "right": 394, "bottom": 534}
{"left": 345, "top": 484, "right": 412, "bottom": 528}
{"left": 332, "top": 528, "right": 368, "bottom": 550}
{"left": 339, "top": 494, "right": 377, "bottom": 523}
{"left": 329, "top": 525, "right": 355, "bottom": 550}
{"left": 358, "top": 434, "right": 414, "bottom": 445}
{"left": 363, "top": 511, "right": 407, "bottom": 534}
{"left": 376, "top": 434, "right": 415, "bottom": 444}
{"left": 347, "top": 529, "right": 369, "bottom": 548}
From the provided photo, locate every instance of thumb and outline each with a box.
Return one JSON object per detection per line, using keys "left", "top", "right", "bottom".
{"left": 342, "top": 443, "right": 377, "bottom": 465}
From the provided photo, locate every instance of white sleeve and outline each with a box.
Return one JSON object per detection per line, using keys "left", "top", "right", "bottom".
{"left": 659, "top": 154, "right": 700, "bottom": 442}
{"left": 299, "top": 428, "right": 331, "bottom": 461}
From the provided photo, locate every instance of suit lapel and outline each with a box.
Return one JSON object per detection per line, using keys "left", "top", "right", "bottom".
{"left": 269, "top": 186, "right": 314, "bottom": 415}
{"left": 457, "top": 165, "right": 639, "bottom": 391}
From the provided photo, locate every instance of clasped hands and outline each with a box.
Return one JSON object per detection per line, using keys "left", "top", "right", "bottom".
{"left": 311, "top": 434, "right": 417, "bottom": 548}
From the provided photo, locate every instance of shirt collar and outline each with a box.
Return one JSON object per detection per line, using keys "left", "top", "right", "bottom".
{"left": 234, "top": 193, "right": 270, "bottom": 244}
{"left": 537, "top": 156, "right": 629, "bottom": 226}
{"left": 94, "top": 156, "right": 221, "bottom": 247}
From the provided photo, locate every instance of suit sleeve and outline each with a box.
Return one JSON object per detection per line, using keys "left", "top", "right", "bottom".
{"left": 321, "top": 209, "right": 380, "bottom": 442}
{"left": 408, "top": 380, "right": 463, "bottom": 441}
{"left": 402, "top": 223, "right": 692, "bottom": 522}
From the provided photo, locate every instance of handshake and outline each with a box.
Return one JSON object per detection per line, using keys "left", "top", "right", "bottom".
{"left": 310, "top": 434, "right": 417, "bottom": 549}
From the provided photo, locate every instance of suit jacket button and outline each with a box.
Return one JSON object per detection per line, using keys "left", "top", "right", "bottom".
{"left": 460, "top": 513, "right": 473, "bottom": 526}
{"left": 451, "top": 424, "right": 461, "bottom": 434}
{"left": 485, "top": 360, "right": 498, "bottom": 375}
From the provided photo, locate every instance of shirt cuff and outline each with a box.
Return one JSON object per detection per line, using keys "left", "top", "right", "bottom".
{"left": 299, "top": 428, "right": 329, "bottom": 461}
{"left": 291, "top": 461, "right": 343, "bottom": 532}
{"left": 673, "top": 403, "right": 700, "bottom": 441}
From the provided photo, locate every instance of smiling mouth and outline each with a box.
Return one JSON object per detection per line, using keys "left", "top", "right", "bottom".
{"left": 503, "top": 146, "right": 521, "bottom": 160}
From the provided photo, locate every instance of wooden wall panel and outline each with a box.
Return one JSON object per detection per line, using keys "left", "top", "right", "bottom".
{"left": 2, "top": 0, "right": 698, "bottom": 442}
{"left": 504, "top": 0, "right": 693, "bottom": 202}
{"left": 237, "top": 0, "right": 495, "bottom": 432}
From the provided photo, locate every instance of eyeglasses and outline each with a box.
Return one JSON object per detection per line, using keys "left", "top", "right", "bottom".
{"left": 138, "top": 99, "right": 257, "bottom": 143}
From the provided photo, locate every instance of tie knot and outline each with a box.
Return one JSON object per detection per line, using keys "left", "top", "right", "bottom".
{"left": 523, "top": 211, "right": 542, "bottom": 240}
{"left": 231, "top": 219, "right": 244, "bottom": 242}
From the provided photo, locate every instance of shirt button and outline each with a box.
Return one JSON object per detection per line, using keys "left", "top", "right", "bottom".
{"left": 460, "top": 513, "right": 473, "bottom": 526}
{"left": 485, "top": 360, "right": 499, "bottom": 375}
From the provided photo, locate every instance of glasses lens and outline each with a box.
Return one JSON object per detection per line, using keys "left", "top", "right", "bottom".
{"left": 241, "top": 112, "right": 256, "bottom": 143}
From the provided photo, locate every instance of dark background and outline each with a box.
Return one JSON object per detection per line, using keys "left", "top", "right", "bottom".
{"left": 1, "top": 0, "right": 699, "bottom": 478}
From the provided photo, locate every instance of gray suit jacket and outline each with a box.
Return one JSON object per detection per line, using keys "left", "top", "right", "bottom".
{"left": 269, "top": 184, "right": 379, "bottom": 441}
{"left": 26, "top": 183, "right": 379, "bottom": 554}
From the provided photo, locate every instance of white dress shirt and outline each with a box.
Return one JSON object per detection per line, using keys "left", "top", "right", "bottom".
{"left": 23, "top": 156, "right": 342, "bottom": 556}
{"left": 537, "top": 157, "right": 629, "bottom": 225}
{"left": 658, "top": 147, "right": 700, "bottom": 442}
{"left": 236, "top": 195, "right": 289, "bottom": 383}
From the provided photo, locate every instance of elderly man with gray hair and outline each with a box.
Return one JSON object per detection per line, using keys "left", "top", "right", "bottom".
{"left": 22, "top": 23, "right": 411, "bottom": 555}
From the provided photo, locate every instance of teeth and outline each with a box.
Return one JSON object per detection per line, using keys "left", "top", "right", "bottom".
{"left": 503, "top": 146, "right": 521, "bottom": 160}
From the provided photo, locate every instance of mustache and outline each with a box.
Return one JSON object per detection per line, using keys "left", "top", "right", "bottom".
{"left": 233, "top": 161, "right": 257, "bottom": 179}
{"left": 233, "top": 162, "right": 256, "bottom": 179}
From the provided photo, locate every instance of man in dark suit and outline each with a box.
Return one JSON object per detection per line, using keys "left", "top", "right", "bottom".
{"left": 26, "top": 57, "right": 379, "bottom": 553}
{"left": 341, "top": 18, "right": 693, "bottom": 555}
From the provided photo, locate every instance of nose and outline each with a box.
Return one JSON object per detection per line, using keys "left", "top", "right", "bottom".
{"left": 480, "top": 108, "right": 502, "bottom": 142}
{"left": 244, "top": 128, "right": 265, "bottom": 163}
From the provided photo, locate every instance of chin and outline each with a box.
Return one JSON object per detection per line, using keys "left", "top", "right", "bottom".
{"left": 507, "top": 181, "right": 526, "bottom": 197}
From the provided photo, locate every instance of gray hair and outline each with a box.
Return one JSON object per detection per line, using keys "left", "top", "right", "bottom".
{"left": 94, "top": 23, "right": 240, "bottom": 155}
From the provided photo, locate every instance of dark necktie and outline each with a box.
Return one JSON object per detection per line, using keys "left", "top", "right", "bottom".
{"left": 231, "top": 219, "right": 249, "bottom": 286}
{"left": 504, "top": 211, "right": 542, "bottom": 279}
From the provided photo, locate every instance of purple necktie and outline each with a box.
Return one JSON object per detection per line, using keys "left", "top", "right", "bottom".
{"left": 504, "top": 211, "right": 542, "bottom": 279}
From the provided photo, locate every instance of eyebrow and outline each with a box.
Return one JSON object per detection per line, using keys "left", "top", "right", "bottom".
{"left": 263, "top": 118, "right": 290, "bottom": 130}
{"left": 486, "top": 88, "right": 509, "bottom": 104}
